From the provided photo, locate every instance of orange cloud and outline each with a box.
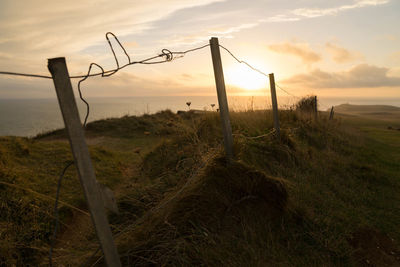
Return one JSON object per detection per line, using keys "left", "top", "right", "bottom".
{"left": 283, "top": 64, "right": 400, "bottom": 88}
{"left": 325, "top": 42, "right": 363, "bottom": 63}
{"left": 390, "top": 51, "right": 400, "bottom": 61}
{"left": 267, "top": 42, "right": 321, "bottom": 64}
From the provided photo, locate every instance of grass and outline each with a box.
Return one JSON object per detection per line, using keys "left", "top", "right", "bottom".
{"left": 0, "top": 107, "right": 399, "bottom": 266}
{"left": 334, "top": 103, "right": 400, "bottom": 125}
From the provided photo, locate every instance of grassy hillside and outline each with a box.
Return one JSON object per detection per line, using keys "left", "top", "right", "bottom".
{"left": 1, "top": 107, "right": 399, "bottom": 266}
{"left": 334, "top": 104, "right": 400, "bottom": 124}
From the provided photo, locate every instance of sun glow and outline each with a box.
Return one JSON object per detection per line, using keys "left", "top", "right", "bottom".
{"left": 225, "top": 64, "right": 269, "bottom": 91}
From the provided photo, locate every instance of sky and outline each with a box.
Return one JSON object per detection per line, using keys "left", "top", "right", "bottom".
{"left": 0, "top": 0, "right": 399, "bottom": 100}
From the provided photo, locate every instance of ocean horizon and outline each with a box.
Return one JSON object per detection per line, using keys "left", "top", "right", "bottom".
{"left": 1, "top": 95, "right": 399, "bottom": 137}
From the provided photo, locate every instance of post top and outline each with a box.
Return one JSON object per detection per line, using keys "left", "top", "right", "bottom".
{"left": 209, "top": 37, "right": 219, "bottom": 45}
{"left": 48, "top": 57, "right": 66, "bottom": 63}
{"left": 47, "top": 57, "right": 67, "bottom": 76}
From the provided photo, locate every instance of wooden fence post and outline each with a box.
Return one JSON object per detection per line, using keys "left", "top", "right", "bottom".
{"left": 329, "top": 106, "right": 334, "bottom": 120}
{"left": 48, "top": 58, "right": 121, "bottom": 267}
{"left": 314, "top": 96, "right": 318, "bottom": 118}
{"left": 268, "top": 73, "right": 280, "bottom": 140}
{"left": 209, "top": 37, "right": 234, "bottom": 161}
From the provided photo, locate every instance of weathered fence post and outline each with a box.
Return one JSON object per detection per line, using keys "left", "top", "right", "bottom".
{"left": 268, "top": 73, "right": 280, "bottom": 140}
{"left": 209, "top": 37, "right": 234, "bottom": 161}
{"left": 314, "top": 96, "right": 318, "bottom": 118}
{"left": 329, "top": 106, "right": 334, "bottom": 120}
{"left": 48, "top": 57, "right": 121, "bottom": 267}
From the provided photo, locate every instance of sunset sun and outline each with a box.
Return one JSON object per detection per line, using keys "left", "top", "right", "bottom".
{"left": 225, "top": 64, "right": 269, "bottom": 91}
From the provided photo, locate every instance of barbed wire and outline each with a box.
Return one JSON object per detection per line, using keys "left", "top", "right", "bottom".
{"left": 1, "top": 35, "right": 297, "bottom": 103}
{"left": 219, "top": 45, "right": 269, "bottom": 77}
{"left": 218, "top": 45, "right": 301, "bottom": 100}
{"left": 0, "top": 35, "right": 336, "bottom": 113}
{"left": 106, "top": 32, "right": 131, "bottom": 72}
{"left": 0, "top": 42, "right": 209, "bottom": 80}
{"left": 70, "top": 44, "right": 210, "bottom": 79}
{"left": 0, "top": 71, "right": 53, "bottom": 79}
{"left": 276, "top": 84, "right": 334, "bottom": 112}
{"left": 275, "top": 83, "right": 299, "bottom": 98}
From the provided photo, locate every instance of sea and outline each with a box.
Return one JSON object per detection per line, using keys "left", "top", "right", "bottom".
{"left": 1, "top": 96, "right": 399, "bottom": 137}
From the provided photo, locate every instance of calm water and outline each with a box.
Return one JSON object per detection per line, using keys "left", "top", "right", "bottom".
{"left": 0, "top": 96, "right": 399, "bottom": 137}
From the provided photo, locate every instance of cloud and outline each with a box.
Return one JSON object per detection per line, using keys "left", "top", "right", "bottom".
{"left": 208, "top": 23, "right": 259, "bottom": 35}
{"left": 292, "top": 0, "right": 390, "bottom": 18}
{"left": 124, "top": 41, "right": 139, "bottom": 48}
{"left": 388, "top": 67, "right": 400, "bottom": 77}
{"left": 390, "top": 51, "right": 400, "bottom": 59}
{"left": 161, "top": 22, "right": 260, "bottom": 46}
{"left": 0, "top": 0, "right": 222, "bottom": 68}
{"left": 181, "top": 73, "right": 194, "bottom": 80}
{"left": 267, "top": 42, "right": 321, "bottom": 64}
{"left": 0, "top": 0, "right": 395, "bottom": 98}
{"left": 375, "top": 34, "right": 398, "bottom": 41}
{"left": 155, "top": 0, "right": 391, "bottom": 49}
{"left": 0, "top": 52, "right": 12, "bottom": 60}
{"left": 378, "top": 34, "right": 398, "bottom": 41}
{"left": 165, "top": 33, "right": 212, "bottom": 46}
{"left": 325, "top": 42, "right": 363, "bottom": 63}
{"left": 283, "top": 64, "right": 400, "bottom": 88}
{"left": 262, "top": 15, "right": 300, "bottom": 23}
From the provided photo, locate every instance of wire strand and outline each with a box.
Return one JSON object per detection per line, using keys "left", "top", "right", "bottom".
{"left": 219, "top": 44, "right": 301, "bottom": 101}
{"left": 106, "top": 32, "right": 131, "bottom": 69}
{"left": 0, "top": 36, "right": 298, "bottom": 103}
{"left": 218, "top": 45, "right": 269, "bottom": 77}
{"left": 0, "top": 71, "right": 52, "bottom": 79}
{"left": 0, "top": 40, "right": 209, "bottom": 80}
{"left": 275, "top": 83, "right": 299, "bottom": 98}
{"left": 49, "top": 161, "right": 74, "bottom": 267}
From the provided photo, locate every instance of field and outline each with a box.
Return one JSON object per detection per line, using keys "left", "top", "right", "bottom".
{"left": 0, "top": 104, "right": 399, "bottom": 266}
{"left": 334, "top": 104, "right": 400, "bottom": 126}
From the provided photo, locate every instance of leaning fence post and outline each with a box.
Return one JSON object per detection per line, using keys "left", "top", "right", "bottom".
{"left": 329, "top": 106, "right": 334, "bottom": 120}
{"left": 209, "top": 37, "right": 234, "bottom": 161}
{"left": 268, "top": 73, "right": 280, "bottom": 140}
{"left": 48, "top": 57, "right": 121, "bottom": 267}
